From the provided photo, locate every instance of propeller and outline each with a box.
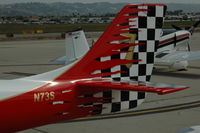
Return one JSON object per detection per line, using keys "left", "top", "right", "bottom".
{"left": 187, "top": 42, "right": 191, "bottom": 51}
{"left": 193, "top": 20, "right": 200, "bottom": 28}
{"left": 173, "top": 33, "right": 177, "bottom": 48}
{"left": 172, "top": 20, "right": 200, "bottom": 34}
{"left": 189, "top": 20, "right": 200, "bottom": 34}
{"left": 171, "top": 24, "right": 183, "bottom": 31}
{"left": 185, "top": 21, "right": 200, "bottom": 50}
{"left": 171, "top": 21, "right": 200, "bottom": 51}
{"left": 173, "top": 32, "right": 191, "bottom": 51}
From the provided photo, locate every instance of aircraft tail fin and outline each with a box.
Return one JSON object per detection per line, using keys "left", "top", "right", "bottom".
{"left": 36, "top": 4, "right": 188, "bottom": 115}
{"left": 52, "top": 28, "right": 90, "bottom": 64}
{"left": 56, "top": 4, "right": 167, "bottom": 82}
{"left": 172, "top": 20, "right": 200, "bottom": 35}
{"left": 65, "top": 28, "right": 90, "bottom": 62}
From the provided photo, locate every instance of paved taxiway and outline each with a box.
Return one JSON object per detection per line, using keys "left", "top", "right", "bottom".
{"left": 0, "top": 33, "right": 200, "bottom": 133}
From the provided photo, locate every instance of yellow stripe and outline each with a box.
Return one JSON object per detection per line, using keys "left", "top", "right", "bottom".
{"left": 121, "top": 33, "right": 137, "bottom": 68}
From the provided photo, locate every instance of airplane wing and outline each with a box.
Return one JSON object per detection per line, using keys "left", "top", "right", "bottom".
{"left": 155, "top": 51, "right": 200, "bottom": 63}
{"left": 76, "top": 79, "right": 188, "bottom": 95}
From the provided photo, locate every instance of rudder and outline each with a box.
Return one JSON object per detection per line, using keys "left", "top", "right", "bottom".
{"left": 93, "top": 4, "right": 167, "bottom": 114}
{"left": 57, "top": 4, "right": 167, "bottom": 114}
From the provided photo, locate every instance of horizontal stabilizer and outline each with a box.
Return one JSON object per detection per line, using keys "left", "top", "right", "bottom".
{"left": 76, "top": 79, "right": 188, "bottom": 95}
{"left": 156, "top": 51, "right": 200, "bottom": 63}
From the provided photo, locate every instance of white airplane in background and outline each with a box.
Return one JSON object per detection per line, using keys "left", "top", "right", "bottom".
{"left": 52, "top": 21, "right": 200, "bottom": 71}
{"left": 0, "top": 4, "right": 188, "bottom": 132}
{"left": 52, "top": 28, "right": 89, "bottom": 64}
{"left": 156, "top": 20, "right": 200, "bottom": 70}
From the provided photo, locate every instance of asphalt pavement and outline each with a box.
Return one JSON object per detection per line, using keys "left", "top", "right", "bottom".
{"left": 0, "top": 33, "right": 199, "bottom": 133}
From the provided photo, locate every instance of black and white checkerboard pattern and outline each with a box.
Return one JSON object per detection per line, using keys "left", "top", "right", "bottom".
{"left": 86, "top": 5, "right": 166, "bottom": 114}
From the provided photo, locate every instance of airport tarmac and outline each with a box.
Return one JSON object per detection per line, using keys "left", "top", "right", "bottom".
{"left": 0, "top": 33, "right": 200, "bottom": 133}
